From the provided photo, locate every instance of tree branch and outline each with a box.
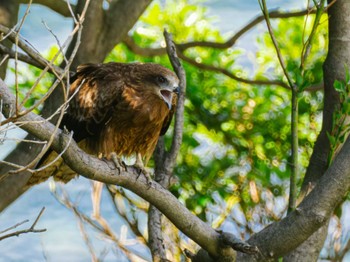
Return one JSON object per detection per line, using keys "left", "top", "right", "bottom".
{"left": 163, "top": 30, "right": 186, "bottom": 170}
{"left": 123, "top": 9, "right": 316, "bottom": 55}
{"left": 0, "top": 207, "right": 46, "bottom": 241}
{"left": 147, "top": 30, "right": 187, "bottom": 261}
{"left": 123, "top": 35, "right": 290, "bottom": 89}
{"left": 0, "top": 24, "right": 64, "bottom": 80}
{"left": 0, "top": 43, "right": 65, "bottom": 75}
{"left": 178, "top": 51, "right": 289, "bottom": 88}
{"left": 258, "top": 0, "right": 299, "bottom": 214}
{"left": 17, "top": 0, "right": 75, "bottom": 17}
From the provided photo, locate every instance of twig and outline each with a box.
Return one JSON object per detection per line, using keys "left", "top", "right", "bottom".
{"left": 0, "top": 44, "right": 64, "bottom": 75}
{"left": 106, "top": 185, "right": 147, "bottom": 244}
{"left": 0, "top": 0, "right": 86, "bottom": 175}
{"left": 52, "top": 184, "right": 146, "bottom": 261}
{"left": 258, "top": 0, "right": 298, "bottom": 213}
{"left": 0, "top": 25, "right": 61, "bottom": 79}
{"left": 178, "top": 51, "right": 289, "bottom": 89}
{"left": 0, "top": 219, "right": 29, "bottom": 234}
{"left": 0, "top": 207, "right": 46, "bottom": 241}
{"left": 300, "top": 0, "right": 326, "bottom": 74}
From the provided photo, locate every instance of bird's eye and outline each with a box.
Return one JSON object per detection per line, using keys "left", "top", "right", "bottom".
{"left": 156, "top": 75, "right": 167, "bottom": 84}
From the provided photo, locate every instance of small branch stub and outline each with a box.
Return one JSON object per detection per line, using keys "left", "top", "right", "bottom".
{"left": 219, "top": 231, "right": 260, "bottom": 255}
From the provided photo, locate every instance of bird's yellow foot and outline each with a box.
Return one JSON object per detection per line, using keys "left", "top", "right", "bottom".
{"left": 109, "top": 152, "right": 127, "bottom": 175}
{"left": 134, "top": 154, "right": 152, "bottom": 185}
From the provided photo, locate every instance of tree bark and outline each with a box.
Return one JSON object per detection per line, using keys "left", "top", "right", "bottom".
{"left": 284, "top": 0, "right": 350, "bottom": 260}
{"left": 0, "top": 0, "right": 19, "bottom": 78}
{"left": 0, "top": 0, "right": 153, "bottom": 212}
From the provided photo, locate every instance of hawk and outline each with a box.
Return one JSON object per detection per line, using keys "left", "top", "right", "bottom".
{"left": 27, "top": 62, "right": 179, "bottom": 186}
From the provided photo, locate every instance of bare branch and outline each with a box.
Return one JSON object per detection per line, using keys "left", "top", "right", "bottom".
{"left": 164, "top": 30, "right": 186, "bottom": 170}
{"left": 0, "top": 207, "right": 46, "bottom": 241}
{"left": 123, "top": 9, "right": 316, "bottom": 56}
{"left": 106, "top": 185, "right": 148, "bottom": 245}
{"left": 0, "top": 44, "right": 64, "bottom": 75}
{"left": 52, "top": 184, "right": 148, "bottom": 261}
{"left": 147, "top": 30, "right": 187, "bottom": 261}
{"left": 0, "top": 24, "right": 59, "bottom": 76}
{"left": 124, "top": 35, "right": 289, "bottom": 89}
{"left": 258, "top": 0, "right": 299, "bottom": 214}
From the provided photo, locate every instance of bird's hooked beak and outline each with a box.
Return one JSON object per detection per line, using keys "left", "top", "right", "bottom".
{"left": 160, "top": 86, "right": 180, "bottom": 109}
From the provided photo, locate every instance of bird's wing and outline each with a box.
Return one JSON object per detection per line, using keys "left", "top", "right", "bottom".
{"left": 63, "top": 62, "right": 126, "bottom": 141}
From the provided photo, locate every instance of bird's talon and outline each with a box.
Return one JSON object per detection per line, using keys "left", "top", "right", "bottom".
{"left": 110, "top": 153, "right": 126, "bottom": 175}
{"left": 134, "top": 165, "right": 152, "bottom": 185}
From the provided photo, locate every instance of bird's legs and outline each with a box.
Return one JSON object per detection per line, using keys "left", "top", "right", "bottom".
{"left": 134, "top": 153, "right": 152, "bottom": 184}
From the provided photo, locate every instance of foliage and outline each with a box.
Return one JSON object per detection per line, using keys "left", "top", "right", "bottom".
{"left": 327, "top": 67, "right": 350, "bottom": 166}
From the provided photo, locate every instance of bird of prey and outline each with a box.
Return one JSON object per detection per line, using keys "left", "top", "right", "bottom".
{"left": 26, "top": 62, "right": 179, "bottom": 186}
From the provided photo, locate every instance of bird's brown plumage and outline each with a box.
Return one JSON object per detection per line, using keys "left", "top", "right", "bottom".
{"left": 27, "top": 62, "right": 179, "bottom": 186}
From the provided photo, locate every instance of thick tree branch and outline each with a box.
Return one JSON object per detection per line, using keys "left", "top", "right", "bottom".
{"left": 287, "top": 1, "right": 350, "bottom": 260}
{"left": 237, "top": 140, "right": 350, "bottom": 260}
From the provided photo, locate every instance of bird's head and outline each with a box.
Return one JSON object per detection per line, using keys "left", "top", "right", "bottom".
{"left": 133, "top": 63, "right": 180, "bottom": 110}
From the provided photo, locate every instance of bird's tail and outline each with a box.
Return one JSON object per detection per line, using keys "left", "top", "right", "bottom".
{"left": 25, "top": 149, "right": 79, "bottom": 189}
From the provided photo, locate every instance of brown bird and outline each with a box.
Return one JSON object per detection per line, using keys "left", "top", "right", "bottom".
{"left": 27, "top": 62, "right": 179, "bottom": 186}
